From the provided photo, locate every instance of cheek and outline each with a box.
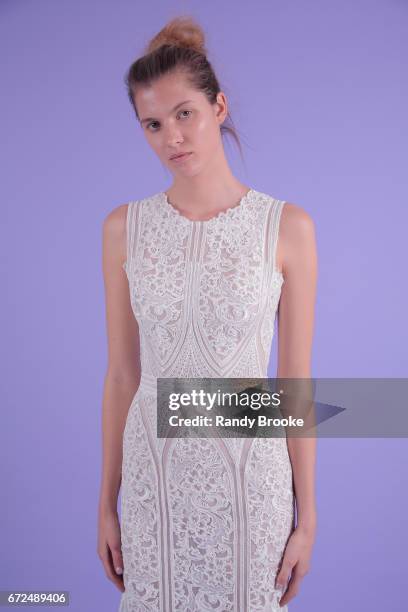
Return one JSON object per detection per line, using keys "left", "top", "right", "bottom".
{"left": 145, "top": 132, "right": 155, "bottom": 147}
{"left": 148, "top": 136, "right": 164, "bottom": 156}
{"left": 196, "top": 116, "right": 211, "bottom": 136}
{"left": 195, "top": 117, "right": 219, "bottom": 148}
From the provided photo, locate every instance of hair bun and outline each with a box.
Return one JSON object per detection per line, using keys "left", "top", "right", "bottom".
{"left": 145, "top": 16, "right": 207, "bottom": 56}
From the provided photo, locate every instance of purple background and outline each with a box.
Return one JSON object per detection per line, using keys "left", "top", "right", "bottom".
{"left": 1, "top": 0, "right": 407, "bottom": 610}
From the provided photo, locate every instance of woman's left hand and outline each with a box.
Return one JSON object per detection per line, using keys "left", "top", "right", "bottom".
{"left": 275, "top": 525, "right": 316, "bottom": 608}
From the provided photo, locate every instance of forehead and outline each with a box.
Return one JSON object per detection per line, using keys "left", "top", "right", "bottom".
{"left": 135, "top": 71, "right": 203, "bottom": 116}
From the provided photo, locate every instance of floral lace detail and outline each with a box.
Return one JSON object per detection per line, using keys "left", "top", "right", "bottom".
{"left": 168, "top": 438, "right": 235, "bottom": 611}
{"left": 197, "top": 203, "right": 266, "bottom": 362}
{"left": 120, "top": 396, "right": 160, "bottom": 609}
{"left": 161, "top": 187, "right": 254, "bottom": 224}
{"left": 126, "top": 190, "right": 284, "bottom": 377}
{"left": 119, "top": 189, "right": 294, "bottom": 611}
{"left": 246, "top": 438, "right": 295, "bottom": 611}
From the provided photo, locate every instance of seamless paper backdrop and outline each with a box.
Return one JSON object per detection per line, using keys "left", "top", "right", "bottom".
{"left": 1, "top": 0, "right": 406, "bottom": 610}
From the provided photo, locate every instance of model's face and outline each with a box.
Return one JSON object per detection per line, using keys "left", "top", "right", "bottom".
{"left": 134, "top": 70, "right": 227, "bottom": 176}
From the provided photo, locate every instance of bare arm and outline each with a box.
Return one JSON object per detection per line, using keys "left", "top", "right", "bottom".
{"left": 97, "top": 202, "right": 141, "bottom": 592}
{"left": 98, "top": 203, "right": 141, "bottom": 515}
{"left": 274, "top": 202, "right": 318, "bottom": 605}
{"left": 277, "top": 202, "right": 318, "bottom": 532}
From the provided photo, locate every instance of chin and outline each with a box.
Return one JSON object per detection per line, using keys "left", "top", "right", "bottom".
{"left": 170, "top": 160, "right": 201, "bottom": 177}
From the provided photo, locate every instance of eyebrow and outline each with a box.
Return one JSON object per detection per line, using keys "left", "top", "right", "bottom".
{"left": 140, "top": 100, "right": 194, "bottom": 125}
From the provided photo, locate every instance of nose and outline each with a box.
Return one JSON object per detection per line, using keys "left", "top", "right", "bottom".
{"left": 165, "top": 122, "right": 184, "bottom": 148}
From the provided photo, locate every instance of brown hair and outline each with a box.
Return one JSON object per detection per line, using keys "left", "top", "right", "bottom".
{"left": 124, "top": 16, "right": 243, "bottom": 157}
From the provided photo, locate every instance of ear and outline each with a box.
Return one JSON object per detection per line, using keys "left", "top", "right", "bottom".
{"left": 215, "top": 91, "right": 228, "bottom": 125}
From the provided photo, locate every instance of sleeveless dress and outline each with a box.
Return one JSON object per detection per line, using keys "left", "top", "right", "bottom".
{"left": 119, "top": 188, "right": 295, "bottom": 612}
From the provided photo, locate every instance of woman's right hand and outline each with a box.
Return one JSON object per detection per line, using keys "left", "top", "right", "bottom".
{"left": 97, "top": 508, "right": 125, "bottom": 593}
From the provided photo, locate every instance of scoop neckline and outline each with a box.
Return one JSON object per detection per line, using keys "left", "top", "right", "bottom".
{"left": 161, "top": 187, "right": 255, "bottom": 223}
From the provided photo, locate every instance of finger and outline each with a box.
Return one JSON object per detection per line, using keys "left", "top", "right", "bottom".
{"left": 278, "top": 579, "right": 299, "bottom": 607}
{"left": 275, "top": 557, "right": 295, "bottom": 590}
{"left": 100, "top": 546, "right": 125, "bottom": 592}
{"left": 278, "top": 566, "right": 306, "bottom": 606}
{"left": 111, "top": 545, "right": 124, "bottom": 577}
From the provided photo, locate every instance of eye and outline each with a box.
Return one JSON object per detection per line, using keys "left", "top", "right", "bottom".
{"left": 178, "top": 110, "right": 192, "bottom": 119}
{"left": 146, "top": 110, "right": 192, "bottom": 132}
{"left": 146, "top": 121, "right": 160, "bottom": 131}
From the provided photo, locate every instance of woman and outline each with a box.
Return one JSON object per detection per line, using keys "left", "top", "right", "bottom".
{"left": 97, "top": 16, "right": 317, "bottom": 612}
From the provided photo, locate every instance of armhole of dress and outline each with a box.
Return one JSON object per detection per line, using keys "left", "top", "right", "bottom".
{"left": 270, "top": 199, "right": 286, "bottom": 280}
{"left": 122, "top": 201, "right": 133, "bottom": 278}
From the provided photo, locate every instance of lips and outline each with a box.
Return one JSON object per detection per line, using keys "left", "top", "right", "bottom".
{"left": 170, "top": 152, "right": 192, "bottom": 160}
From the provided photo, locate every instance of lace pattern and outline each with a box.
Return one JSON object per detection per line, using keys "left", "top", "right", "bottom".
{"left": 119, "top": 189, "right": 294, "bottom": 611}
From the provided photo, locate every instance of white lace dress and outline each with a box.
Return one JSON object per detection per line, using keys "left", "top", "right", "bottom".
{"left": 119, "top": 188, "right": 295, "bottom": 612}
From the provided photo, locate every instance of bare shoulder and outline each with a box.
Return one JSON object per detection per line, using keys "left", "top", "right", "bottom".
{"left": 280, "top": 202, "right": 315, "bottom": 239}
{"left": 103, "top": 202, "right": 128, "bottom": 239}
{"left": 278, "top": 201, "right": 317, "bottom": 270}
{"left": 102, "top": 203, "right": 129, "bottom": 264}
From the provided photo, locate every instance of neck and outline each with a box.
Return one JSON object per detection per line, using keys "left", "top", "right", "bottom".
{"left": 166, "top": 147, "right": 249, "bottom": 217}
